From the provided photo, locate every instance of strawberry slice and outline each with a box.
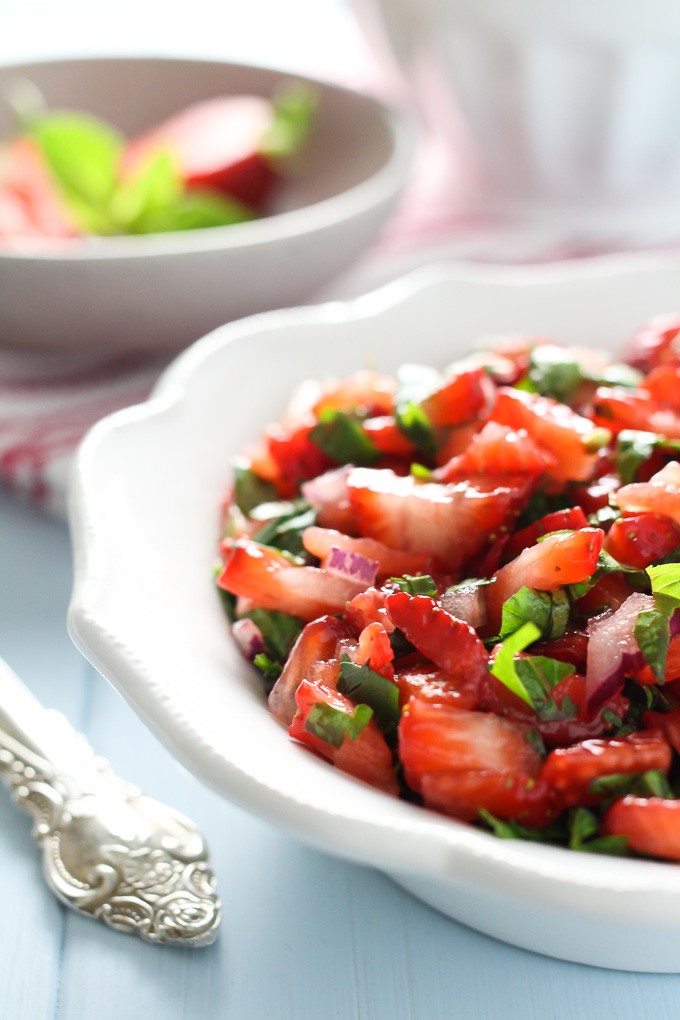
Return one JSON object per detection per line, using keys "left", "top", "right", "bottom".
{"left": 290, "top": 679, "right": 398, "bottom": 794}
{"left": 399, "top": 698, "right": 543, "bottom": 793}
{"left": 540, "top": 730, "right": 672, "bottom": 807}
{"left": 385, "top": 591, "right": 489, "bottom": 687}
{"left": 218, "top": 539, "right": 366, "bottom": 621}
{"left": 602, "top": 796, "right": 680, "bottom": 861}
{"left": 603, "top": 512, "right": 680, "bottom": 568}
{"left": 623, "top": 314, "right": 680, "bottom": 372}
{"left": 489, "top": 387, "right": 609, "bottom": 481}
{"left": 641, "top": 364, "right": 680, "bottom": 411}
{"left": 420, "top": 366, "right": 492, "bottom": 427}
{"left": 485, "top": 528, "right": 604, "bottom": 630}
{"left": 269, "top": 614, "right": 353, "bottom": 725}
{"left": 420, "top": 769, "right": 561, "bottom": 828}
{"left": 124, "top": 95, "right": 278, "bottom": 208}
{"left": 614, "top": 461, "right": 680, "bottom": 526}
{"left": 501, "top": 506, "right": 589, "bottom": 563}
{"left": 591, "top": 386, "right": 680, "bottom": 438}
{"left": 435, "top": 422, "right": 556, "bottom": 483}
{"left": 394, "top": 662, "right": 479, "bottom": 711}
{"left": 312, "top": 369, "right": 396, "bottom": 418}
{"left": 347, "top": 467, "right": 533, "bottom": 575}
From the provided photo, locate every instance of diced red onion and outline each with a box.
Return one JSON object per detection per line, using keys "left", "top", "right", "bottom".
{"left": 325, "top": 545, "right": 378, "bottom": 586}
{"left": 585, "top": 592, "right": 680, "bottom": 712}
{"left": 439, "top": 584, "right": 488, "bottom": 630}
{"left": 232, "top": 618, "right": 265, "bottom": 660}
{"left": 301, "top": 465, "right": 352, "bottom": 509}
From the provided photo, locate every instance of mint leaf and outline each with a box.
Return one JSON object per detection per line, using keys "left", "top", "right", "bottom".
{"left": 305, "top": 701, "right": 373, "bottom": 749}
{"left": 490, "top": 622, "right": 542, "bottom": 708}
{"left": 309, "top": 409, "right": 380, "bottom": 466}
{"left": 31, "top": 111, "right": 122, "bottom": 233}
{"left": 391, "top": 574, "right": 437, "bottom": 597}
{"left": 337, "top": 656, "right": 400, "bottom": 734}
{"left": 634, "top": 608, "right": 671, "bottom": 682}
{"left": 260, "top": 81, "right": 317, "bottom": 161}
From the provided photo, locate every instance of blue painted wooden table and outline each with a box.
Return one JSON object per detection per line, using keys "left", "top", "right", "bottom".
{"left": 3, "top": 489, "right": 680, "bottom": 1018}
{"left": 3, "top": 3, "right": 680, "bottom": 1015}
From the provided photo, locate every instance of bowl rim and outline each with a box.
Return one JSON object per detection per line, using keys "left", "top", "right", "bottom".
{"left": 0, "top": 53, "right": 417, "bottom": 262}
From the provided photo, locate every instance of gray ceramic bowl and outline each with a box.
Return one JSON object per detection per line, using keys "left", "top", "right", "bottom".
{"left": 0, "top": 55, "right": 414, "bottom": 354}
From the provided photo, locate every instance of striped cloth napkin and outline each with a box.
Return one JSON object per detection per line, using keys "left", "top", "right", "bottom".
{"left": 0, "top": 50, "right": 666, "bottom": 517}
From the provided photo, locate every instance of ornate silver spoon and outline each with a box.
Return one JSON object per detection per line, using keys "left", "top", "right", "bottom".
{"left": 0, "top": 656, "right": 221, "bottom": 946}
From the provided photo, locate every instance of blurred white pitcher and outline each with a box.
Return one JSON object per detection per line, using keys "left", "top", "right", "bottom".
{"left": 353, "top": 0, "right": 680, "bottom": 238}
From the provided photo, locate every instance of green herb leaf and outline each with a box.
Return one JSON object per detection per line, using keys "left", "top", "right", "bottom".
{"left": 390, "top": 574, "right": 438, "bottom": 597}
{"left": 394, "top": 363, "right": 440, "bottom": 456}
{"left": 634, "top": 608, "right": 671, "bottom": 682}
{"left": 490, "top": 622, "right": 542, "bottom": 708}
{"left": 337, "top": 656, "right": 400, "bottom": 734}
{"left": 395, "top": 401, "right": 436, "bottom": 456}
{"left": 252, "top": 653, "right": 282, "bottom": 682}
{"left": 309, "top": 409, "right": 381, "bottom": 466}
{"left": 260, "top": 81, "right": 317, "bottom": 161}
{"left": 133, "top": 187, "right": 255, "bottom": 233}
{"left": 514, "top": 656, "right": 576, "bottom": 721}
{"left": 529, "top": 346, "right": 642, "bottom": 403}
{"left": 478, "top": 808, "right": 566, "bottom": 844}
{"left": 243, "top": 608, "right": 304, "bottom": 662}
{"left": 252, "top": 499, "right": 316, "bottom": 557}
{"left": 305, "top": 701, "right": 373, "bottom": 749}
{"left": 499, "top": 586, "right": 568, "bottom": 641}
{"left": 647, "top": 561, "right": 680, "bottom": 610}
{"left": 31, "top": 111, "right": 123, "bottom": 233}
{"left": 232, "top": 462, "right": 280, "bottom": 515}
{"left": 615, "top": 430, "right": 680, "bottom": 485}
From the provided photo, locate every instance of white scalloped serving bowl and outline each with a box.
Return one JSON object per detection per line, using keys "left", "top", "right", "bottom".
{"left": 0, "top": 55, "right": 414, "bottom": 354}
{"left": 68, "top": 252, "right": 680, "bottom": 972}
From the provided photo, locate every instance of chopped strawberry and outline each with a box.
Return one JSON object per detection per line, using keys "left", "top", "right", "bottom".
{"left": 591, "top": 386, "right": 680, "bottom": 439}
{"left": 573, "top": 572, "right": 635, "bottom": 615}
{"left": 614, "top": 461, "right": 680, "bottom": 526}
{"left": 435, "top": 422, "right": 556, "bottom": 483}
{"left": 603, "top": 513, "right": 680, "bottom": 568}
{"left": 642, "top": 708, "right": 680, "bottom": 754}
{"left": 623, "top": 314, "right": 680, "bottom": 372}
{"left": 385, "top": 592, "right": 489, "bottom": 688}
{"left": 532, "top": 630, "right": 589, "bottom": 670}
{"left": 312, "top": 370, "right": 396, "bottom": 418}
{"left": 399, "top": 698, "right": 543, "bottom": 793}
{"left": 602, "top": 796, "right": 680, "bottom": 862}
{"left": 290, "top": 679, "right": 398, "bottom": 794}
{"left": 485, "top": 528, "right": 604, "bottom": 630}
{"left": 362, "top": 415, "right": 415, "bottom": 457}
{"left": 420, "top": 366, "right": 492, "bottom": 427}
{"left": 347, "top": 467, "right": 533, "bottom": 575}
{"left": 269, "top": 614, "right": 353, "bottom": 725}
{"left": 421, "top": 769, "right": 561, "bottom": 828}
{"left": 489, "top": 387, "right": 609, "bottom": 482}
{"left": 502, "top": 506, "right": 589, "bottom": 563}
{"left": 351, "top": 622, "right": 394, "bottom": 678}
{"left": 123, "top": 95, "right": 278, "bottom": 208}
{"left": 302, "top": 525, "right": 432, "bottom": 580}
{"left": 641, "top": 364, "right": 680, "bottom": 411}
{"left": 570, "top": 472, "right": 621, "bottom": 515}
{"left": 394, "top": 662, "right": 479, "bottom": 711}
{"left": 218, "top": 539, "right": 366, "bottom": 621}
{"left": 540, "top": 730, "right": 672, "bottom": 807}
{"left": 266, "top": 422, "right": 333, "bottom": 494}
{"left": 637, "top": 632, "right": 680, "bottom": 685}
{"left": 344, "top": 586, "right": 394, "bottom": 634}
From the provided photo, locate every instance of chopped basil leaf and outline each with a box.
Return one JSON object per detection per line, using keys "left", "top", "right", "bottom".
{"left": 395, "top": 401, "right": 436, "bottom": 456}
{"left": 589, "top": 769, "right": 674, "bottom": 800}
{"left": 260, "top": 81, "right": 317, "bottom": 161}
{"left": 243, "top": 608, "right": 304, "bottom": 662}
{"left": 233, "top": 462, "right": 279, "bottom": 515}
{"left": 569, "top": 549, "right": 648, "bottom": 600}
{"left": 478, "top": 808, "right": 566, "bottom": 844}
{"left": 309, "top": 409, "right": 381, "bottom": 466}
{"left": 410, "top": 462, "right": 433, "bottom": 480}
{"left": 529, "top": 346, "right": 642, "bottom": 403}
{"left": 616, "top": 429, "right": 680, "bottom": 485}
{"left": 337, "top": 656, "right": 400, "bottom": 734}
{"left": 514, "top": 656, "right": 576, "bottom": 722}
{"left": 252, "top": 499, "right": 316, "bottom": 557}
{"left": 499, "top": 586, "right": 568, "bottom": 641}
{"left": 588, "top": 505, "right": 621, "bottom": 528}
{"left": 305, "top": 701, "right": 373, "bottom": 749}
{"left": 647, "top": 561, "right": 680, "bottom": 611}
{"left": 391, "top": 574, "right": 438, "bottom": 597}
{"left": 568, "top": 807, "right": 599, "bottom": 849}
{"left": 634, "top": 608, "right": 671, "bottom": 682}
{"left": 489, "top": 622, "right": 542, "bottom": 708}
{"left": 252, "top": 653, "right": 282, "bottom": 683}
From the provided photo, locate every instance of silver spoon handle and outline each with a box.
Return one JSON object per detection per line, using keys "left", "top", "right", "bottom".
{"left": 0, "top": 656, "right": 221, "bottom": 946}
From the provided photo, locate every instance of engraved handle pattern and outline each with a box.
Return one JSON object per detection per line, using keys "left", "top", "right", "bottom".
{"left": 0, "top": 714, "right": 221, "bottom": 947}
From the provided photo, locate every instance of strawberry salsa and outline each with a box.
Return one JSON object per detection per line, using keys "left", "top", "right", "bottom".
{"left": 217, "top": 314, "right": 680, "bottom": 862}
